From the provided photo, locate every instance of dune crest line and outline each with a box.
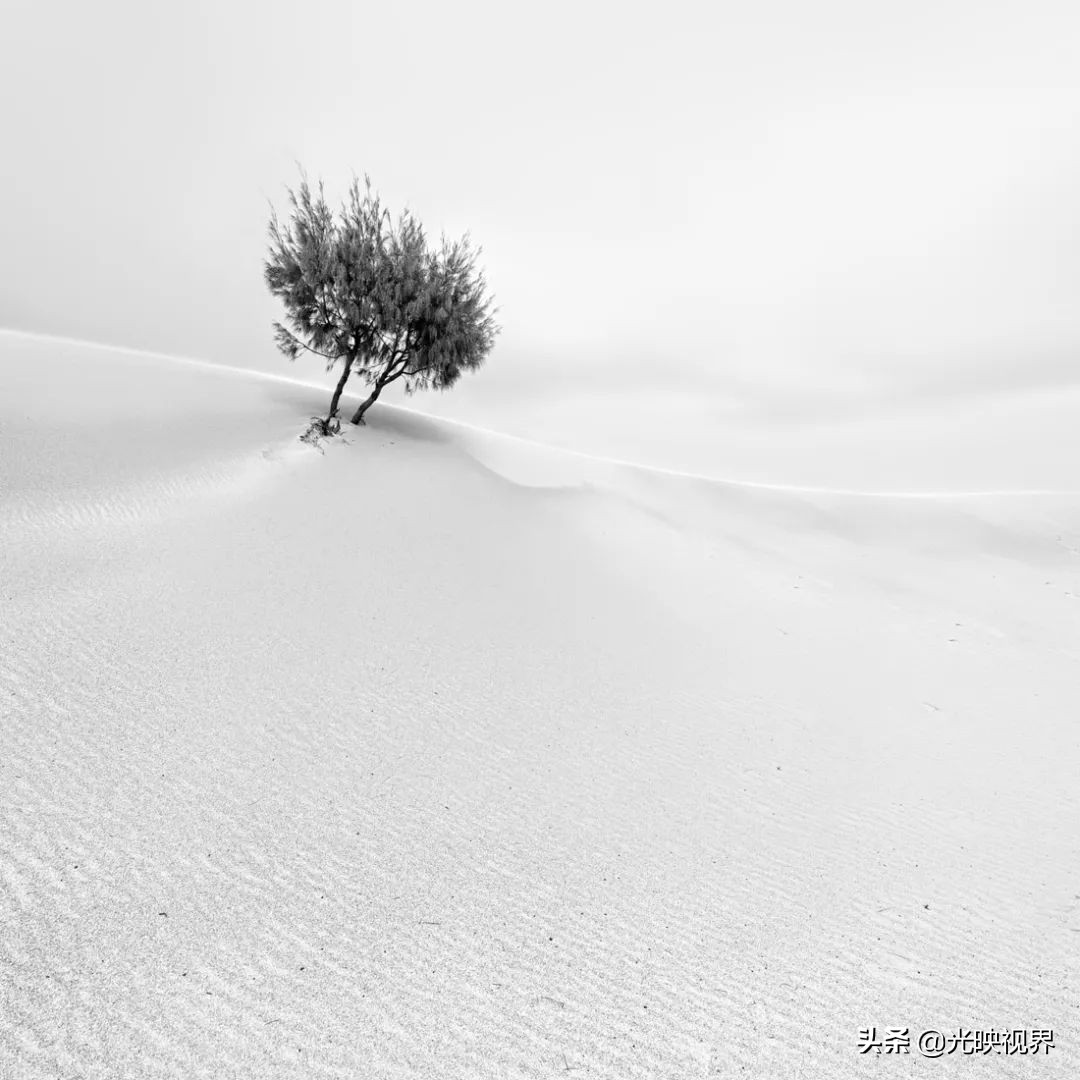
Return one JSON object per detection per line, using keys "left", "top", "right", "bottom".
{"left": 2, "top": 325, "right": 1076, "bottom": 500}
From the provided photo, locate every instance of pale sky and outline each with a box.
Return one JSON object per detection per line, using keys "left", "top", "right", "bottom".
{"left": 4, "top": 0, "right": 1080, "bottom": 480}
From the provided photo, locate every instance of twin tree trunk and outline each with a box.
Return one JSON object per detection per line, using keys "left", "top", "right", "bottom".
{"left": 350, "top": 385, "right": 382, "bottom": 425}
{"left": 326, "top": 351, "right": 355, "bottom": 423}
{"left": 324, "top": 350, "right": 387, "bottom": 426}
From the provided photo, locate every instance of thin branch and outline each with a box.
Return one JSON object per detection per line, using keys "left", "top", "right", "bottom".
{"left": 276, "top": 324, "right": 339, "bottom": 362}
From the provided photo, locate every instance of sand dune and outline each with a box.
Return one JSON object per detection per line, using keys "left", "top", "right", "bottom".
{"left": 1, "top": 331, "right": 1077, "bottom": 1078}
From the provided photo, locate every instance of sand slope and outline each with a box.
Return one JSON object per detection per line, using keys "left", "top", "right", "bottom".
{"left": 1, "top": 331, "right": 1078, "bottom": 1078}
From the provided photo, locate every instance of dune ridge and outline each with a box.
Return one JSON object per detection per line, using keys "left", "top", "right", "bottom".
{"left": 4, "top": 327, "right": 1076, "bottom": 499}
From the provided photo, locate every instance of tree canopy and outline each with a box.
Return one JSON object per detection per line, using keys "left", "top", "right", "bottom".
{"left": 265, "top": 176, "right": 499, "bottom": 428}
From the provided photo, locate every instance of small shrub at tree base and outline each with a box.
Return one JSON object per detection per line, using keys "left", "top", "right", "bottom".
{"left": 299, "top": 415, "right": 341, "bottom": 451}
{"left": 264, "top": 175, "right": 500, "bottom": 428}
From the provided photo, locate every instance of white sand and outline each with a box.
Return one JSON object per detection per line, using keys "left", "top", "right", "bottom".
{"left": 1, "top": 330, "right": 1077, "bottom": 1078}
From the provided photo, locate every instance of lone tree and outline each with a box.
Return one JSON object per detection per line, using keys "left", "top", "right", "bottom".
{"left": 265, "top": 176, "right": 499, "bottom": 429}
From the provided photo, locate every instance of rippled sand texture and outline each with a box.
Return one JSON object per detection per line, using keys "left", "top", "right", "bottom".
{"left": 2, "top": 332, "right": 1077, "bottom": 1078}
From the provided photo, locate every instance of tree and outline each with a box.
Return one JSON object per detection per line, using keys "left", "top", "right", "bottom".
{"left": 264, "top": 176, "right": 499, "bottom": 430}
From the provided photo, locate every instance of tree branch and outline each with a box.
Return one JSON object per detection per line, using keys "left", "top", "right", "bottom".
{"left": 276, "top": 324, "right": 339, "bottom": 362}
{"left": 385, "top": 361, "right": 428, "bottom": 383}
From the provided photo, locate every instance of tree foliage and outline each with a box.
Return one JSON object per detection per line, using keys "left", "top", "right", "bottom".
{"left": 265, "top": 175, "right": 499, "bottom": 427}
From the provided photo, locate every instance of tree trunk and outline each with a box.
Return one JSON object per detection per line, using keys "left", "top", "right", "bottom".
{"left": 327, "top": 352, "right": 356, "bottom": 422}
{"left": 350, "top": 382, "right": 384, "bottom": 425}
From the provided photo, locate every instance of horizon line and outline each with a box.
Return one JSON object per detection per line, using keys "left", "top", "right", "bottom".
{"left": 3, "top": 325, "right": 1077, "bottom": 501}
